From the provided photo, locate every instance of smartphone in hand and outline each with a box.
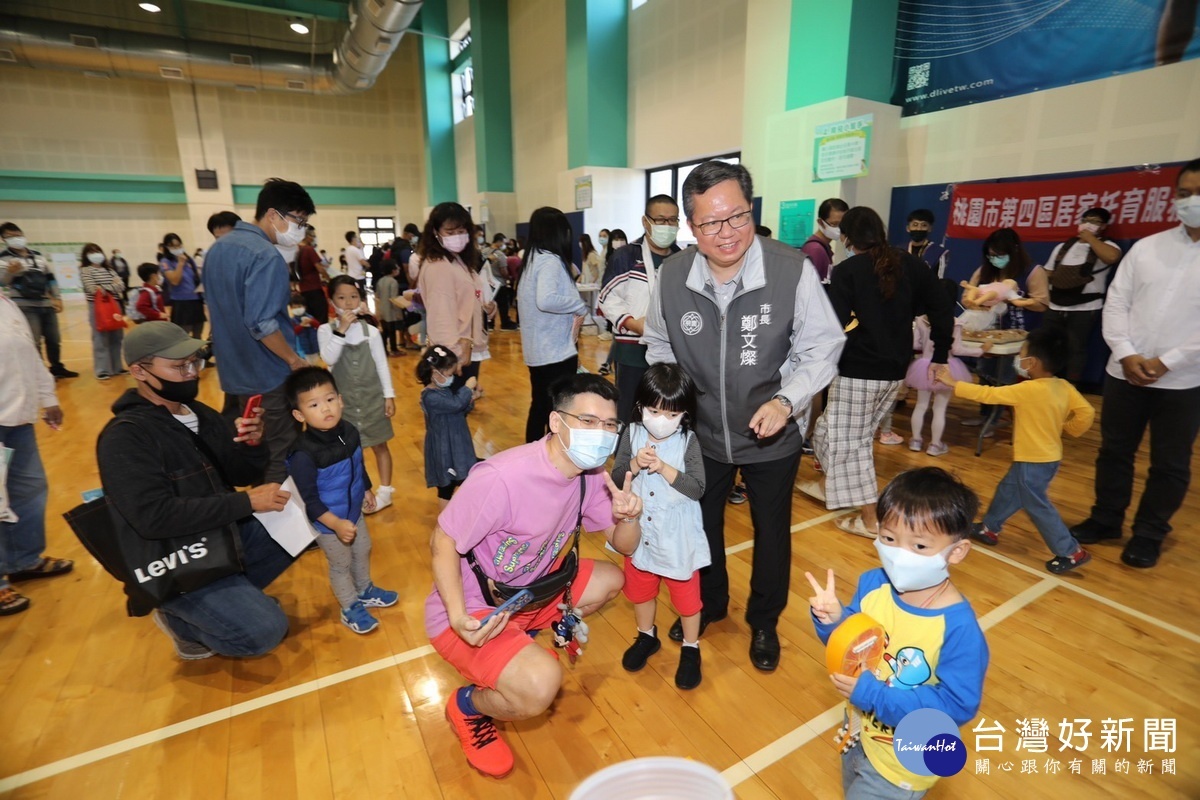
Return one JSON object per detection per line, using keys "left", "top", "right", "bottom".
{"left": 481, "top": 588, "right": 534, "bottom": 625}
{"left": 241, "top": 394, "right": 263, "bottom": 446}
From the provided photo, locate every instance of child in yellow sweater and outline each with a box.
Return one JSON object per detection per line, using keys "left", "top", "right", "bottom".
{"left": 936, "top": 326, "right": 1095, "bottom": 574}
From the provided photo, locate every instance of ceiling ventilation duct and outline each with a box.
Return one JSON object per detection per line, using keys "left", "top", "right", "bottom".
{"left": 0, "top": 0, "right": 422, "bottom": 95}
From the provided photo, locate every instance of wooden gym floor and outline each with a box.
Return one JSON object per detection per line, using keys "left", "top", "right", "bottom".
{"left": 1, "top": 300, "right": 1197, "bottom": 799}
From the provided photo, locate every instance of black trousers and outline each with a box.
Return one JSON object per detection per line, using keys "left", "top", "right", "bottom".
{"left": 614, "top": 361, "right": 646, "bottom": 424}
{"left": 222, "top": 383, "right": 300, "bottom": 485}
{"left": 525, "top": 356, "right": 578, "bottom": 442}
{"left": 301, "top": 288, "right": 328, "bottom": 324}
{"left": 1090, "top": 375, "right": 1200, "bottom": 541}
{"left": 495, "top": 285, "right": 515, "bottom": 326}
{"left": 698, "top": 449, "right": 802, "bottom": 630}
{"left": 1043, "top": 309, "right": 1099, "bottom": 382}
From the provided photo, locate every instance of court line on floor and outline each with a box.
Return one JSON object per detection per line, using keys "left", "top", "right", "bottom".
{"left": 0, "top": 645, "right": 434, "bottom": 792}
{"left": 721, "top": 576, "right": 1060, "bottom": 787}
{"left": 0, "top": 511, "right": 844, "bottom": 790}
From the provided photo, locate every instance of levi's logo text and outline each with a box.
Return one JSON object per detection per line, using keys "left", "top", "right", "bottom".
{"left": 134, "top": 539, "right": 209, "bottom": 583}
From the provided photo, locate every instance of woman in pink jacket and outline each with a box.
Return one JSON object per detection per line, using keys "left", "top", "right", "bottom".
{"left": 416, "top": 203, "right": 489, "bottom": 391}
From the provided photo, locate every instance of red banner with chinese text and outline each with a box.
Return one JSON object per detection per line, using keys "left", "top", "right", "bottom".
{"left": 947, "top": 169, "right": 1179, "bottom": 242}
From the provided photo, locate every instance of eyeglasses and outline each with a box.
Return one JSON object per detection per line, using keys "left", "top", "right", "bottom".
{"left": 693, "top": 211, "right": 753, "bottom": 237}
{"left": 275, "top": 209, "right": 309, "bottom": 226}
{"left": 145, "top": 357, "right": 203, "bottom": 379}
{"left": 646, "top": 215, "right": 680, "bottom": 226}
{"left": 556, "top": 410, "right": 625, "bottom": 435}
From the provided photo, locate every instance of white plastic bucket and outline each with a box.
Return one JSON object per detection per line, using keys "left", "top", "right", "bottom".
{"left": 569, "top": 757, "right": 732, "bottom": 800}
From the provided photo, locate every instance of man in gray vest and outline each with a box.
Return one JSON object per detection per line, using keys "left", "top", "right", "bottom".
{"left": 643, "top": 161, "right": 845, "bottom": 671}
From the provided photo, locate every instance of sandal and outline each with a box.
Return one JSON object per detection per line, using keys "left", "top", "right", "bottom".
{"left": 6, "top": 556, "right": 74, "bottom": 582}
{"left": 835, "top": 515, "right": 877, "bottom": 539}
{"left": 0, "top": 586, "right": 31, "bottom": 616}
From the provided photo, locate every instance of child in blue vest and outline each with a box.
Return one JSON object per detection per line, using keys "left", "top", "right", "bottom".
{"left": 285, "top": 367, "right": 398, "bottom": 634}
{"left": 611, "top": 363, "right": 709, "bottom": 690}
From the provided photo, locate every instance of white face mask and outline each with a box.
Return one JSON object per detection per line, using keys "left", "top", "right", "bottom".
{"left": 440, "top": 232, "right": 471, "bottom": 254}
{"left": 5, "top": 236, "right": 28, "bottom": 250}
{"left": 1175, "top": 195, "right": 1200, "bottom": 228}
{"left": 820, "top": 220, "right": 840, "bottom": 240}
{"left": 642, "top": 408, "right": 682, "bottom": 440}
{"left": 648, "top": 223, "right": 679, "bottom": 249}
{"left": 1013, "top": 354, "right": 1032, "bottom": 379}
{"left": 556, "top": 419, "right": 618, "bottom": 470}
{"left": 87, "top": 252, "right": 106, "bottom": 265}
{"left": 275, "top": 214, "right": 307, "bottom": 247}
{"left": 612, "top": 240, "right": 627, "bottom": 250}
{"left": 275, "top": 243, "right": 299, "bottom": 262}
{"left": 874, "top": 538, "right": 954, "bottom": 593}
{"left": 1078, "top": 222, "right": 1101, "bottom": 234}
{"left": 169, "top": 247, "right": 186, "bottom": 257}
{"left": 288, "top": 306, "right": 304, "bottom": 317}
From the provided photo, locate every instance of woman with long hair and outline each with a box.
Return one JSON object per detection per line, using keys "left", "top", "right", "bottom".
{"left": 803, "top": 206, "right": 954, "bottom": 536}
{"left": 416, "top": 202, "right": 488, "bottom": 390}
{"left": 961, "top": 227, "right": 1048, "bottom": 427}
{"left": 159, "top": 232, "right": 205, "bottom": 342}
{"left": 79, "top": 243, "right": 126, "bottom": 380}
{"left": 517, "top": 207, "right": 590, "bottom": 442}
{"left": 578, "top": 233, "right": 602, "bottom": 286}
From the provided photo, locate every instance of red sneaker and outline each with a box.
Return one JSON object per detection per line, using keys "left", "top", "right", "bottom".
{"left": 445, "top": 694, "right": 514, "bottom": 777}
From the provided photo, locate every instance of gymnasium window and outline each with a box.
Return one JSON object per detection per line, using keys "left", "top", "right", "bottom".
{"left": 356, "top": 217, "right": 395, "bottom": 257}
{"left": 450, "top": 29, "right": 474, "bottom": 123}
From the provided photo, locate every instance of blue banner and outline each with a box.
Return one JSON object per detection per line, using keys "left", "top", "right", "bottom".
{"left": 892, "top": 0, "right": 1200, "bottom": 116}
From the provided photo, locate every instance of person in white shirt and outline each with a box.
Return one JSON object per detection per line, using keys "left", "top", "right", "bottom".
{"left": 343, "top": 232, "right": 369, "bottom": 295}
{"left": 1071, "top": 158, "right": 1200, "bottom": 569}
{"left": 1041, "top": 207, "right": 1122, "bottom": 384}
{"left": 0, "top": 293, "right": 73, "bottom": 615}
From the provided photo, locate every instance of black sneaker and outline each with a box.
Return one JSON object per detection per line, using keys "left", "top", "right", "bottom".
{"left": 621, "top": 627, "right": 661, "bottom": 672}
{"left": 728, "top": 483, "right": 748, "bottom": 505}
{"left": 1046, "top": 548, "right": 1091, "bottom": 574}
{"left": 1070, "top": 518, "right": 1122, "bottom": 545}
{"left": 1121, "top": 536, "right": 1161, "bottom": 568}
{"left": 675, "top": 646, "right": 702, "bottom": 690}
{"left": 668, "top": 610, "right": 726, "bottom": 642}
{"left": 801, "top": 438, "right": 814, "bottom": 456}
{"left": 50, "top": 366, "right": 79, "bottom": 379}
{"left": 969, "top": 522, "right": 999, "bottom": 546}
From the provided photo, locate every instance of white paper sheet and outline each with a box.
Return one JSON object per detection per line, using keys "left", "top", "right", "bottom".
{"left": 254, "top": 476, "right": 319, "bottom": 557}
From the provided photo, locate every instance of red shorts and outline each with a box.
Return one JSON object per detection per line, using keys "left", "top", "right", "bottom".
{"left": 622, "top": 557, "right": 702, "bottom": 617}
{"left": 430, "top": 558, "right": 596, "bottom": 690}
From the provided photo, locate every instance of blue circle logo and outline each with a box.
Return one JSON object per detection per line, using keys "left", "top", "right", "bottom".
{"left": 893, "top": 709, "right": 966, "bottom": 777}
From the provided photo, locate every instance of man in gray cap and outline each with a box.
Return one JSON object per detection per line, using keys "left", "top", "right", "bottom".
{"left": 96, "top": 322, "right": 296, "bottom": 659}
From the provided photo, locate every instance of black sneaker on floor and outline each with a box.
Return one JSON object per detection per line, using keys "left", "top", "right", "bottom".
{"left": 1046, "top": 548, "right": 1091, "bottom": 574}
{"left": 1070, "top": 518, "right": 1123, "bottom": 545}
{"left": 969, "top": 522, "right": 999, "bottom": 546}
{"left": 621, "top": 627, "right": 661, "bottom": 672}
{"left": 728, "top": 483, "right": 747, "bottom": 505}
{"left": 675, "top": 646, "right": 702, "bottom": 690}
{"left": 1121, "top": 536, "right": 1161, "bottom": 568}
{"left": 50, "top": 366, "right": 79, "bottom": 379}
{"left": 668, "top": 610, "right": 726, "bottom": 642}
{"left": 800, "top": 438, "right": 814, "bottom": 456}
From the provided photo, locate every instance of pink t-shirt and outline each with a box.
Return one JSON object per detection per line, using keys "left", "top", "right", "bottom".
{"left": 424, "top": 438, "right": 615, "bottom": 637}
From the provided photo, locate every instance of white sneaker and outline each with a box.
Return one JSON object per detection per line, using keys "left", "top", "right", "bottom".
{"left": 368, "top": 485, "right": 394, "bottom": 514}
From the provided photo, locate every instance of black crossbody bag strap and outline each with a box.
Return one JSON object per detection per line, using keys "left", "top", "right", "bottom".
{"left": 467, "top": 475, "right": 585, "bottom": 606}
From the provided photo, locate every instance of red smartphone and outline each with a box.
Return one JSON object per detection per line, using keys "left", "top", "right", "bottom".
{"left": 241, "top": 394, "right": 263, "bottom": 446}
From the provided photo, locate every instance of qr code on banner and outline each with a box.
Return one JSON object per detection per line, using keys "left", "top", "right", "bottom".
{"left": 907, "top": 62, "right": 931, "bottom": 91}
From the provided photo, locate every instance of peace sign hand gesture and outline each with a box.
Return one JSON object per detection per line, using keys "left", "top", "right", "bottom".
{"left": 805, "top": 568, "right": 844, "bottom": 626}
{"left": 604, "top": 470, "right": 643, "bottom": 523}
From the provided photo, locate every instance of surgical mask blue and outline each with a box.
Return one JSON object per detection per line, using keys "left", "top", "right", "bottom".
{"left": 556, "top": 421, "right": 618, "bottom": 470}
{"left": 987, "top": 254, "right": 1010, "bottom": 269}
{"left": 874, "top": 538, "right": 954, "bottom": 593}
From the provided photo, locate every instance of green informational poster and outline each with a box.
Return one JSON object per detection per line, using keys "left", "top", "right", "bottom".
{"left": 813, "top": 114, "right": 873, "bottom": 182}
{"left": 779, "top": 199, "right": 815, "bottom": 248}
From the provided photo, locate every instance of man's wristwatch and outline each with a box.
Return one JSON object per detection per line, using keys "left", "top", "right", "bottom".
{"left": 773, "top": 394, "right": 792, "bottom": 410}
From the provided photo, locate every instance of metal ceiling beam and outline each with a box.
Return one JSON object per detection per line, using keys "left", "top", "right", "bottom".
{"left": 185, "top": 0, "right": 351, "bottom": 22}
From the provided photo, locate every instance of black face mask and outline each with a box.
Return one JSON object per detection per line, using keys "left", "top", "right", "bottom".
{"left": 147, "top": 372, "right": 200, "bottom": 404}
{"left": 908, "top": 229, "right": 929, "bottom": 243}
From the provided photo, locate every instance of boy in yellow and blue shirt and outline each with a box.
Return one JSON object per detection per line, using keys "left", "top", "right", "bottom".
{"left": 937, "top": 325, "right": 1095, "bottom": 574}
{"left": 808, "top": 467, "right": 988, "bottom": 798}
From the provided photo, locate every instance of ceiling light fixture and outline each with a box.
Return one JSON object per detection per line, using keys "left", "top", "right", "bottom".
{"left": 139, "top": 2, "right": 162, "bottom": 12}
{"left": 289, "top": 19, "right": 310, "bottom": 35}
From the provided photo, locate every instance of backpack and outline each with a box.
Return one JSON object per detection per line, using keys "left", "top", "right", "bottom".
{"left": 13, "top": 266, "right": 50, "bottom": 300}
{"left": 126, "top": 286, "right": 151, "bottom": 322}
{"left": 1048, "top": 238, "right": 1114, "bottom": 307}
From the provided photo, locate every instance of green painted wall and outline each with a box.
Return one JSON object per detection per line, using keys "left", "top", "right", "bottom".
{"left": 565, "top": 0, "right": 627, "bottom": 169}
{"left": 469, "top": 0, "right": 514, "bottom": 193}
{"left": 786, "top": 0, "right": 897, "bottom": 110}
{"left": 0, "top": 170, "right": 187, "bottom": 204}
{"left": 418, "top": 0, "right": 459, "bottom": 203}
{"left": 232, "top": 185, "right": 395, "bottom": 206}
